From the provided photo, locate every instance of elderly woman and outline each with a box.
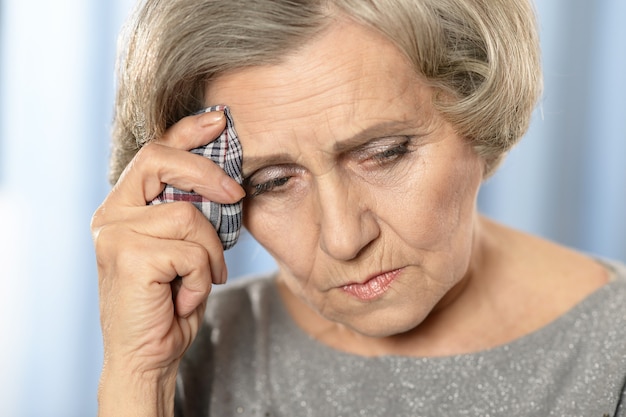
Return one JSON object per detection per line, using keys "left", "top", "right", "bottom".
{"left": 91, "top": 0, "right": 626, "bottom": 415}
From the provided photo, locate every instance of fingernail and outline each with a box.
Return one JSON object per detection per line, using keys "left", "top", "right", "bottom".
{"left": 198, "top": 110, "right": 224, "bottom": 127}
{"left": 221, "top": 177, "right": 246, "bottom": 200}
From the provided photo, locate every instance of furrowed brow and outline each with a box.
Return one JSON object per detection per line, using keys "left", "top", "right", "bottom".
{"left": 331, "top": 120, "right": 419, "bottom": 153}
{"left": 242, "top": 120, "right": 420, "bottom": 177}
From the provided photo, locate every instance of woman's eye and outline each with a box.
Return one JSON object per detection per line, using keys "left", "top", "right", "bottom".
{"left": 367, "top": 139, "right": 412, "bottom": 166}
{"left": 247, "top": 176, "right": 291, "bottom": 197}
{"left": 244, "top": 164, "right": 303, "bottom": 198}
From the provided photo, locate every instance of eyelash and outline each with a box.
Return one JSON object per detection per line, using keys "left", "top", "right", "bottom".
{"left": 367, "top": 139, "right": 411, "bottom": 165}
{"left": 248, "top": 176, "right": 290, "bottom": 197}
{"left": 246, "top": 137, "right": 414, "bottom": 197}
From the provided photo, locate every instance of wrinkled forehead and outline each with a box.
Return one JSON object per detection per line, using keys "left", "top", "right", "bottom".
{"left": 204, "top": 20, "right": 437, "bottom": 169}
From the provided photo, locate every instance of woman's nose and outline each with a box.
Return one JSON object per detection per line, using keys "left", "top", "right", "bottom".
{"left": 315, "top": 175, "right": 380, "bottom": 261}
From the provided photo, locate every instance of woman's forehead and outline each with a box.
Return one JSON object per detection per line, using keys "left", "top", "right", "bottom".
{"left": 205, "top": 20, "right": 437, "bottom": 161}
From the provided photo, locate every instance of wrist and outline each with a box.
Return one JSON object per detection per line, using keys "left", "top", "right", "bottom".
{"left": 98, "top": 362, "right": 179, "bottom": 417}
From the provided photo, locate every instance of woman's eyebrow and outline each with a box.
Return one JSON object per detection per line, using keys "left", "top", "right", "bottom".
{"left": 242, "top": 120, "right": 418, "bottom": 177}
{"left": 332, "top": 120, "right": 419, "bottom": 153}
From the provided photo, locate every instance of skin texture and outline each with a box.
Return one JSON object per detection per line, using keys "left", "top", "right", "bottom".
{"left": 207, "top": 20, "right": 484, "bottom": 340}
{"left": 92, "top": 18, "right": 608, "bottom": 417}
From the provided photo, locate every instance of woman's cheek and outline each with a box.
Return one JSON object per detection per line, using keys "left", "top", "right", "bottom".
{"left": 243, "top": 196, "right": 318, "bottom": 278}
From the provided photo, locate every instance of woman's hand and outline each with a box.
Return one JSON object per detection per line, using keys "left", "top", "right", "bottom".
{"left": 91, "top": 111, "right": 245, "bottom": 417}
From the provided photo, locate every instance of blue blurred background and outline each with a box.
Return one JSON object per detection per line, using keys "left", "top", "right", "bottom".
{"left": 0, "top": 1, "right": 624, "bottom": 416}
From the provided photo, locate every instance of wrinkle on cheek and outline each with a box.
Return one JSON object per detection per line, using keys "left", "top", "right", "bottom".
{"left": 276, "top": 260, "right": 329, "bottom": 318}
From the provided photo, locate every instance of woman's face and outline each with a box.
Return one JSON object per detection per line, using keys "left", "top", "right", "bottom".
{"left": 206, "top": 20, "right": 485, "bottom": 338}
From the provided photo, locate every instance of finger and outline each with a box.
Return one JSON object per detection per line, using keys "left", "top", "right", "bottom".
{"left": 95, "top": 202, "right": 228, "bottom": 285}
{"left": 152, "top": 240, "right": 214, "bottom": 318}
{"left": 108, "top": 142, "right": 244, "bottom": 208}
{"left": 156, "top": 110, "right": 226, "bottom": 151}
{"left": 104, "top": 235, "right": 214, "bottom": 327}
{"left": 133, "top": 237, "right": 214, "bottom": 318}
{"left": 175, "top": 269, "right": 213, "bottom": 318}
{"left": 129, "top": 202, "right": 229, "bottom": 284}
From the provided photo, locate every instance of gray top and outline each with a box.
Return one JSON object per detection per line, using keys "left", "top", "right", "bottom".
{"left": 176, "top": 260, "right": 626, "bottom": 417}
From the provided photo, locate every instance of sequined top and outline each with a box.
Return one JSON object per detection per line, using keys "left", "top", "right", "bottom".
{"left": 176, "top": 261, "right": 626, "bottom": 417}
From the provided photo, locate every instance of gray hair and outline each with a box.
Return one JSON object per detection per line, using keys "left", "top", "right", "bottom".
{"left": 110, "top": 0, "right": 542, "bottom": 184}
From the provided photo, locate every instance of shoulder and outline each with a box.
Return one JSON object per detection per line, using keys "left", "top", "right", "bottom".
{"left": 604, "top": 258, "right": 626, "bottom": 283}
{"left": 589, "top": 258, "right": 626, "bottom": 320}
{"left": 526, "top": 257, "right": 626, "bottom": 352}
{"left": 573, "top": 257, "right": 626, "bottom": 323}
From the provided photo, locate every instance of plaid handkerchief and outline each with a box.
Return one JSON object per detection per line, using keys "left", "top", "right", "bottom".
{"left": 150, "top": 105, "right": 243, "bottom": 249}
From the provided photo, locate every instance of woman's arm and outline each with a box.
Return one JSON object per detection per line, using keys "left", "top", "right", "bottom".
{"left": 91, "top": 110, "right": 245, "bottom": 417}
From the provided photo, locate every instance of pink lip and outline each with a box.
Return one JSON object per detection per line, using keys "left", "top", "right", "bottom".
{"left": 341, "top": 269, "right": 402, "bottom": 301}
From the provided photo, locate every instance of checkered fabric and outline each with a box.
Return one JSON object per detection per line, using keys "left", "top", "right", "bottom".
{"left": 150, "top": 105, "right": 243, "bottom": 249}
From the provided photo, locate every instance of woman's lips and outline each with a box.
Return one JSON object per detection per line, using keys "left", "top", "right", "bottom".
{"left": 341, "top": 269, "right": 402, "bottom": 301}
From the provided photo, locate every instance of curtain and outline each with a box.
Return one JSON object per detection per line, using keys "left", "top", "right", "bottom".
{"left": 0, "top": 1, "right": 623, "bottom": 416}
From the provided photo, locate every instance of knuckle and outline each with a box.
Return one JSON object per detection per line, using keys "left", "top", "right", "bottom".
{"left": 174, "top": 119, "right": 196, "bottom": 146}
{"left": 160, "top": 116, "right": 195, "bottom": 148}
{"left": 132, "top": 143, "right": 160, "bottom": 168}
{"left": 92, "top": 223, "right": 124, "bottom": 261}
{"left": 169, "top": 202, "right": 204, "bottom": 232}
{"left": 171, "top": 115, "right": 197, "bottom": 142}
{"left": 185, "top": 243, "right": 210, "bottom": 267}
{"left": 90, "top": 205, "right": 106, "bottom": 232}
{"left": 93, "top": 224, "right": 147, "bottom": 275}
